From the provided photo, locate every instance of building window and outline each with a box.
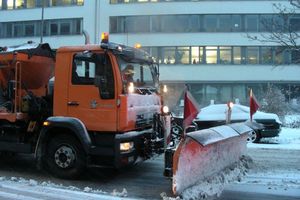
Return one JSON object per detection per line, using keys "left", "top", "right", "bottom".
{"left": 26, "top": 0, "right": 36, "bottom": 8}
{"left": 125, "top": 16, "right": 150, "bottom": 33}
{"left": 206, "top": 46, "right": 218, "bottom": 64}
{"left": 204, "top": 15, "right": 217, "bottom": 32}
{"left": 219, "top": 15, "right": 231, "bottom": 32}
{"left": 261, "top": 47, "right": 273, "bottom": 64}
{"left": 50, "top": 23, "right": 58, "bottom": 35}
{"left": 245, "top": 15, "right": 259, "bottom": 32}
{"left": 233, "top": 47, "right": 242, "bottom": 64}
{"left": 60, "top": 22, "right": 71, "bottom": 35}
{"left": 24, "top": 23, "right": 35, "bottom": 36}
{"left": 0, "top": 18, "right": 82, "bottom": 38}
{"left": 232, "top": 15, "right": 242, "bottom": 32}
{"left": 247, "top": 47, "right": 259, "bottom": 64}
{"left": 162, "top": 47, "right": 176, "bottom": 64}
{"left": 219, "top": 47, "right": 232, "bottom": 64}
{"left": 191, "top": 47, "right": 204, "bottom": 64}
{"left": 176, "top": 47, "right": 190, "bottom": 64}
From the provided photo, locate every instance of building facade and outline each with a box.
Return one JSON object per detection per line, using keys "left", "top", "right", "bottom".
{"left": 0, "top": 0, "right": 300, "bottom": 109}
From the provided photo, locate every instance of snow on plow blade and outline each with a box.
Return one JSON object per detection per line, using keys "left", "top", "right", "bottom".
{"left": 172, "top": 123, "right": 252, "bottom": 195}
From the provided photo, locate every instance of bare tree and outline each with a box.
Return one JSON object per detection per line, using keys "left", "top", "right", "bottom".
{"left": 248, "top": 1, "right": 300, "bottom": 59}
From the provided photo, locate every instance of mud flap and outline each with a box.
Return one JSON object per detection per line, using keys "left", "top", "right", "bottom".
{"left": 171, "top": 123, "right": 253, "bottom": 195}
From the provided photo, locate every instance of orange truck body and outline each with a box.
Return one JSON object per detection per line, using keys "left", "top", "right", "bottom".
{"left": 0, "top": 42, "right": 168, "bottom": 178}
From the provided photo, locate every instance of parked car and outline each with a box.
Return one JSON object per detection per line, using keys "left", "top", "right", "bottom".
{"left": 171, "top": 104, "right": 282, "bottom": 143}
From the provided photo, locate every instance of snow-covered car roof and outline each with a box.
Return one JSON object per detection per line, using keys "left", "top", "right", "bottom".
{"left": 195, "top": 104, "right": 282, "bottom": 124}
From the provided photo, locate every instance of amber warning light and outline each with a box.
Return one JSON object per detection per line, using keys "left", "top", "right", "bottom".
{"left": 101, "top": 32, "right": 109, "bottom": 43}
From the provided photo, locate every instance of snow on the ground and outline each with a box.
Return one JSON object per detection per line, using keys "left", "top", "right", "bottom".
{"left": 0, "top": 176, "right": 131, "bottom": 200}
{"left": 247, "top": 127, "right": 300, "bottom": 150}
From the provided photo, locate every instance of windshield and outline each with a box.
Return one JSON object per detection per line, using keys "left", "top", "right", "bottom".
{"left": 117, "top": 55, "right": 158, "bottom": 91}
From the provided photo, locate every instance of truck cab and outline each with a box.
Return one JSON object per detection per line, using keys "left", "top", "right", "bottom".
{"left": 0, "top": 39, "right": 170, "bottom": 179}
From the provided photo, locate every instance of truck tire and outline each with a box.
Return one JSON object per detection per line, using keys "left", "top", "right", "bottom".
{"left": 45, "top": 134, "right": 86, "bottom": 179}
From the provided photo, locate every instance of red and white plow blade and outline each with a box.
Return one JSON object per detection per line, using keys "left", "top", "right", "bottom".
{"left": 172, "top": 123, "right": 251, "bottom": 195}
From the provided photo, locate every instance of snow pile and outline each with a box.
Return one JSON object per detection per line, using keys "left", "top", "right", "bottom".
{"left": 161, "top": 155, "right": 253, "bottom": 200}
{"left": 284, "top": 114, "right": 300, "bottom": 128}
{"left": 0, "top": 176, "right": 132, "bottom": 200}
{"left": 248, "top": 127, "right": 300, "bottom": 149}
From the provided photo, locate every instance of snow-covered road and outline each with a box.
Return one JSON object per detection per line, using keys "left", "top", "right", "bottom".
{"left": 0, "top": 127, "right": 299, "bottom": 200}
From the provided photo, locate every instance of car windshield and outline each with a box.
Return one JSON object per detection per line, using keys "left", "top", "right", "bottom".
{"left": 116, "top": 55, "right": 158, "bottom": 90}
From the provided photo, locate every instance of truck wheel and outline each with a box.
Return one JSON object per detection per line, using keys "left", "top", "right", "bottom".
{"left": 46, "top": 134, "right": 86, "bottom": 179}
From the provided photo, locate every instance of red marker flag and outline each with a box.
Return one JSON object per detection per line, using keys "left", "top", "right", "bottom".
{"left": 249, "top": 89, "right": 260, "bottom": 121}
{"left": 183, "top": 89, "right": 200, "bottom": 131}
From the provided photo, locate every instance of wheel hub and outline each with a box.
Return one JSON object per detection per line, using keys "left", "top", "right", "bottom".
{"left": 247, "top": 131, "right": 257, "bottom": 143}
{"left": 54, "top": 146, "right": 76, "bottom": 168}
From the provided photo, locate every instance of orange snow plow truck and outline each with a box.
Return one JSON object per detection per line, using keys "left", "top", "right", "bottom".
{"left": 0, "top": 38, "right": 170, "bottom": 178}
{"left": 0, "top": 37, "right": 257, "bottom": 195}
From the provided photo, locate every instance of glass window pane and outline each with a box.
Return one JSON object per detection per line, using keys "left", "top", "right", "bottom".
{"left": 176, "top": 47, "right": 190, "bottom": 64}
{"left": 175, "top": 15, "right": 189, "bottom": 32}
{"left": 110, "top": 17, "right": 117, "bottom": 33}
{"left": 261, "top": 47, "right": 273, "bottom": 64}
{"left": 204, "top": 15, "right": 217, "bottom": 32}
{"left": 219, "top": 15, "right": 231, "bottom": 32}
{"left": 161, "top": 15, "right": 177, "bottom": 32}
{"left": 246, "top": 15, "right": 258, "bottom": 32}
{"left": 162, "top": 47, "right": 176, "bottom": 64}
{"left": 247, "top": 47, "right": 259, "bottom": 64}
{"left": 192, "top": 47, "right": 199, "bottom": 64}
{"left": 151, "top": 16, "right": 160, "bottom": 32}
{"left": 13, "top": 24, "right": 23, "bottom": 37}
{"left": 206, "top": 46, "right": 217, "bottom": 64}
{"left": 16, "top": 0, "right": 25, "bottom": 8}
{"left": 60, "top": 22, "right": 71, "bottom": 34}
{"left": 26, "top": 0, "right": 36, "bottom": 8}
{"left": 274, "top": 47, "right": 284, "bottom": 64}
{"left": 7, "top": 0, "right": 14, "bottom": 9}
{"left": 190, "top": 15, "right": 199, "bottom": 32}
{"left": 291, "top": 50, "right": 300, "bottom": 64}
{"left": 76, "top": 0, "right": 84, "bottom": 6}
{"left": 25, "top": 24, "right": 34, "bottom": 36}
{"left": 61, "top": 0, "right": 72, "bottom": 5}
{"left": 6, "top": 23, "right": 13, "bottom": 37}
{"left": 290, "top": 16, "right": 300, "bottom": 32}
{"left": 233, "top": 85, "right": 246, "bottom": 104}
{"left": 219, "top": 47, "right": 232, "bottom": 64}
{"left": 260, "top": 15, "right": 274, "bottom": 32}
{"left": 220, "top": 86, "right": 231, "bottom": 102}
{"left": 50, "top": 23, "right": 58, "bottom": 35}
{"left": 0, "top": 0, "right": 2, "bottom": 9}
{"left": 233, "top": 47, "right": 241, "bottom": 64}
{"left": 232, "top": 15, "right": 242, "bottom": 32}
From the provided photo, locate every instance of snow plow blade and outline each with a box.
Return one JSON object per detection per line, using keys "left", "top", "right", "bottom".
{"left": 170, "top": 123, "right": 253, "bottom": 195}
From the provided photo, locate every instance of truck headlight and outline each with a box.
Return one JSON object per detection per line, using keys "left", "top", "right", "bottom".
{"left": 163, "top": 106, "right": 169, "bottom": 114}
{"left": 128, "top": 82, "right": 135, "bottom": 93}
{"left": 120, "top": 142, "right": 134, "bottom": 152}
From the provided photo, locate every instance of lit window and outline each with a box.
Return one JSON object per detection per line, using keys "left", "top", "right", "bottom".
{"left": 206, "top": 47, "right": 217, "bottom": 64}
{"left": 7, "top": 0, "right": 14, "bottom": 9}
{"left": 16, "top": 0, "right": 25, "bottom": 8}
{"left": 247, "top": 47, "right": 259, "bottom": 64}
{"left": 76, "top": 0, "right": 84, "bottom": 5}
{"left": 233, "top": 47, "right": 241, "bottom": 64}
{"left": 26, "top": 0, "right": 35, "bottom": 8}
{"left": 176, "top": 47, "right": 190, "bottom": 64}
{"left": 219, "top": 47, "right": 232, "bottom": 64}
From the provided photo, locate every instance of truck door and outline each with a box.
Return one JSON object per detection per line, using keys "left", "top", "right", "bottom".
{"left": 67, "top": 52, "right": 117, "bottom": 132}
